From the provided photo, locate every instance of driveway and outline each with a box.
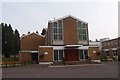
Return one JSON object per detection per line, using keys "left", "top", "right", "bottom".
{"left": 2, "top": 62, "right": 118, "bottom": 78}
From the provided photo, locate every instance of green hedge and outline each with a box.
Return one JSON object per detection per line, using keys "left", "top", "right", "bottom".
{"left": 2, "top": 57, "right": 19, "bottom": 62}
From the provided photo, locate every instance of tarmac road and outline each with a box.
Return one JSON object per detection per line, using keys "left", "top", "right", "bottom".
{"left": 2, "top": 61, "right": 118, "bottom": 78}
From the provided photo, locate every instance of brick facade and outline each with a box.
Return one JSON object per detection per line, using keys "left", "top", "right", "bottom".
{"left": 63, "top": 17, "right": 78, "bottom": 45}
{"left": 21, "top": 33, "right": 45, "bottom": 51}
{"left": 89, "top": 47, "right": 100, "bottom": 60}
{"left": 38, "top": 47, "right": 53, "bottom": 62}
{"left": 19, "top": 52, "right": 31, "bottom": 62}
{"left": 101, "top": 38, "right": 119, "bottom": 60}
{"left": 20, "top": 32, "right": 45, "bottom": 62}
{"left": 46, "top": 15, "right": 89, "bottom": 46}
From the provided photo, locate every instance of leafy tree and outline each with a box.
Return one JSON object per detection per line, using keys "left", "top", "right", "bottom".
{"left": 41, "top": 28, "right": 46, "bottom": 36}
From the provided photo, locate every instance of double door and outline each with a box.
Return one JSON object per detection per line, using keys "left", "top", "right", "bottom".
{"left": 65, "top": 50, "right": 79, "bottom": 61}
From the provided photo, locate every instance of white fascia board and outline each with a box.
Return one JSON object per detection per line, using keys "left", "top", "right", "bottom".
{"left": 53, "top": 46, "right": 64, "bottom": 50}
{"left": 39, "top": 46, "right": 53, "bottom": 48}
{"left": 104, "top": 49, "right": 109, "bottom": 51}
{"left": 21, "top": 32, "right": 45, "bottom": 38}
{"left": 65, "top": 45, "right": 83, "bottom": 47}
{"left": 49, "top": 15, "right": 88, "bottom": 24}
{"left": 78, "top": 46, "right": 89, "bottom": 49}
{"left": 112, "top": 48, "right": 117, "bottom": 50}
{"left": 31, "top": 51, "right": 39, "bottom": 53}
{"left": 21, "top": 50, "right": 38, "bottom": 53}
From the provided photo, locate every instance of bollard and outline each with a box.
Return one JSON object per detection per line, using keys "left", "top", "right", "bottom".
{"left": 24, "top": 62, "right": 25, "bottom": 65}
{"left": 5, "top": 63, "right": 7, "bottom": 67}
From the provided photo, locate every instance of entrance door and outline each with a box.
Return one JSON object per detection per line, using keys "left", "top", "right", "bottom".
{"left": 31, "top": 53, "right": 38, "bottom": 63}
{"left": 65, "top": 50, "right": 78, "bottom": 61}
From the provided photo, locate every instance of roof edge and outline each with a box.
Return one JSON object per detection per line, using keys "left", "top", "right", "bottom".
{"left": 21, "top": 32, "right": 45, "bottom": 38}
{"left": 49, "top": 15, "right": 88, "bottom": 24}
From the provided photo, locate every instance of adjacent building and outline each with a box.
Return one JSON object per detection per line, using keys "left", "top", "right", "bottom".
{"left": 101, "top": 37, "right": 120, "bottom": 60}
{"left": 19, "top": 32, "right": 45, "bottom": 62}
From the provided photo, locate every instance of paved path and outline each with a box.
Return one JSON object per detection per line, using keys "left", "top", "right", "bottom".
{"left": 2, "top": 62, "right": 118, "bottom": 78}
{"left": 48, "top": 63, "right": 104, "bottom": 67}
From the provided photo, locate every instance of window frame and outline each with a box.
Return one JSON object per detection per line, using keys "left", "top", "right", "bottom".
{"left": 77, "top": 21, "right": 87, "bottom": 40}
{"left": 53, "top": 20, "right": 63, "bottom": 40}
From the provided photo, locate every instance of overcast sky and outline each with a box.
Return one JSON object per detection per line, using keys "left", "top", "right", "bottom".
{"left": 2, "top": 0, "right": 119, "bottom": 41}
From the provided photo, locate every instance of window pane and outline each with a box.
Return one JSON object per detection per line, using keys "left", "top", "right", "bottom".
{"left": 58, "top": 28, "right": 62, "bottom": 33}
{"left": 78, "top": 29, "right": 86, "bottom": 34}
{"left": 83, "top": 35, "right": 87, "bottom": 40}
{"left": 80, "top": 50, "right": 83, "bottom": 59}
{"left": 78, "top": 29, "right": 81, "bottom": 34}
{"left": 84, "top": 50, "right": 88, "bottom": 59}
{"left": 58, "top": 34, "right": 63, "bottom": 40}
{"left": 59, "top": 50, "right": 63, "bottom": 60}
{"left": 53, "top": 28, "right": 57, "bottom": 33}
{"left": 54, "top": 34, "right": 58, "bottom": 40}
{"left": 82, "top": 29, "right": 86, "bottom": 34}
{"left": 54, "top": 50, "right": 58, "bottom": 60}
{"left": 58, "top": 20, "right": 62, "bottom": 27}
{"left": 83, "top": 24, "right": 86, "bottom": 28}
{"left": 54, "top": 22, "right": 57, "bottom": 27}
{"left": 78, "top": 35, "right": 82, "bottom": 40}
{"left": 78, "top": 21, "right": 81, "bottom": 28}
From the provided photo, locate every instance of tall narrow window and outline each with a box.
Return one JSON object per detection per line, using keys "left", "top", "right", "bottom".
{"left": 77, "top": 21, "right": 87, "bottom": 40}
{"left": 54, "top": 50, "right": 58, "bottom": 60}
{"left": 54, "top": 50, "right": 63, "bottom": 61}
{"left": 80, "top": 50, "right": 88, "bottom": 60}
{"left": 53, "top": 20, "right": 63, "bottom": 40}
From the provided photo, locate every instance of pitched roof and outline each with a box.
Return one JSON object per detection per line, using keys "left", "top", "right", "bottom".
{"left": 21, "top": 32, "right": 45, "bottom": 38}
{"left": 49, "top": 15, "right": 88, "bottom": 24}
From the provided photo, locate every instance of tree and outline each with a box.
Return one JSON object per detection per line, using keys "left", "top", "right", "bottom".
{"left": 36, "top": 30, "right": 39, "bottom": 34}
{"left": 41, "top": 28, "right": 47, "bottom": 36}
{"left": 28, "top": 31, "right": 30, "bottom": 34}
{"left": 2, "top": 23, "right": 14, "bottom": 57}
{"left": 89, "top": 40, "right": 93, "bottom": 42}
{"left": 13, "top": 29, "right": 20, "bottom": 58}
{"left": 1, "top": 23, "right": 20, "bottom": 58}
{"left": 95, "top": 39, "right": 99, "bottom": 42}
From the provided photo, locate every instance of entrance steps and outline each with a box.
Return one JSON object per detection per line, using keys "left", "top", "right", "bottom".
{"left": 39, "top": 62, "right": 53, "bottom": 65}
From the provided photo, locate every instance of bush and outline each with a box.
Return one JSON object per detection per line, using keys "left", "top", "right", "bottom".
{"left": 2, "top": 57, "right": 19, "bottom": 62}
{"left": 101, "top": 57, "right": 107, "bottom": 62}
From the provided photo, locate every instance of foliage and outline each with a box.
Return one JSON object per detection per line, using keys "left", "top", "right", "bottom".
{"left": 41, "top": 28, "right": 47, "bottom": 36}
{"left": 2, "top": 57, "right": 19, "bottom": 62}
{"left": 101, "top": 56, "right": 107, "bottom": 62}
{"left": 1, "top": 23, "right": 20, "bottom": 58}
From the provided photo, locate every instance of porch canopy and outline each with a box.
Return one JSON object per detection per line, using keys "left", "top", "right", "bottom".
{"left": 64, "top": 45, "right": 83, "bottom": 48}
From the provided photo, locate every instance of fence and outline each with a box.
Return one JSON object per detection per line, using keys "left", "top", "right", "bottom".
{"left": 0, "top": 62, "right": 32, "bottom": 67}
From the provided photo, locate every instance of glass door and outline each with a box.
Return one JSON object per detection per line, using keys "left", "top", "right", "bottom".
{"left": 80, "top": 50, "right": 88, "bottom": 61}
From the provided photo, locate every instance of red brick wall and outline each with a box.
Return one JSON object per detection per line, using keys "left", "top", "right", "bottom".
{"left": 63, "top": 17, "right": 78, "bottom": 45}
{"left": 38, "top": 47, "right": 53, "bottom": 62}
{"left": 21, "top": 33, "right": 45, "bottom": 51}
{"left": 19, "top": 52, "right": 31, "bottom": 62}
{"left": 89, "top": 47, "right": 100, "bottom": 60}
